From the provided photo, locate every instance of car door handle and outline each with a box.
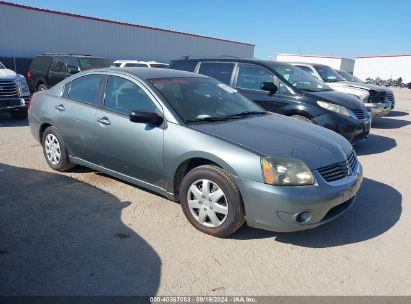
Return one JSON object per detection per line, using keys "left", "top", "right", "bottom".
{"left": 55, "top": 104, "right": 65, "bottom": 112}
{"left": 97, "top": 117, "right": 111, "bottom": 126}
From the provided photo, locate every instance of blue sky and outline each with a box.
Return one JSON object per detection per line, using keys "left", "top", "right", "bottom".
{"left": 8, "top": 0, "right": 411, "bottom": 59}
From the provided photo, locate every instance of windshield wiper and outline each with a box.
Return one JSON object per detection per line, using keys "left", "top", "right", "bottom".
{"left": 185, "top": 116, "right": 230, "bottom": 123}
{"left": 224, "top": 111, "right": 267, "bottom": 118}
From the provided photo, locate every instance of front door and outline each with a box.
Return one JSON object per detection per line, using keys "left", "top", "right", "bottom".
{"left": 93, "top": 75, "right": 164, "bottom": 187}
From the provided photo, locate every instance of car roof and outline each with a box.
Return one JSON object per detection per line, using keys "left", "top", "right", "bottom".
{"left": 172, "top": 57, "right": 293, "bottom": 67}
{"left": 114, "top": 60, "right": 168, "bottom": 64}
{"left": 287, "top": 62, "right": 327, "bottom": 67}
{"left": 93, "top": 67, "right": 207, "bottom": 79}
{"left": 39, "top": 53, "right": 109, "bottom": 59}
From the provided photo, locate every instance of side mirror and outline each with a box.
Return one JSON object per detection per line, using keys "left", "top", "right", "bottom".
{"left": 261, "top": 82, "right": 278, "bottom": 95}
{"left": 68, "top": 67, "right": 80, "bottom": 74}
{"left": 129, "top": 110, "right": 164, "bottom": 126}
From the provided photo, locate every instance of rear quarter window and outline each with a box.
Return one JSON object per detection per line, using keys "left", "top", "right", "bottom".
{"left": 29, "top": 56, "right": 53, "bottom": 72}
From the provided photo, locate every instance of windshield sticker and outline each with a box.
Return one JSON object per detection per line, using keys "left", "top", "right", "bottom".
{"left": 217, "top": 83, "right": 237, "bottom": 94}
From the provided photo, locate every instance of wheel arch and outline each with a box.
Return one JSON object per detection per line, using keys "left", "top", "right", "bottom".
{"left": 170, "top": 153, "right": 238, "bottom": 202}
{"left": 282, "top": 105, "right": 318, "bottom": 119}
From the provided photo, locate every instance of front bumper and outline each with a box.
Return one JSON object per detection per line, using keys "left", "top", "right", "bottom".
{"left": 0, "top": 97, "right": 29, "bottom": 112}
{"left": 234, "top": 162, "right": 363, "bottom": 232}
{"left": 365, "top": 102, "right": 391, "bottom": 118}
{"left": 311, "top": 112, "right": 371, "bottom": 145}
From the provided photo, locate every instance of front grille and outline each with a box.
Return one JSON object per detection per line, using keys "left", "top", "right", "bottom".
{"left": 0, "top": 80, "right": 18, "bottom": 98}
{"left": 350, "top": 108, "right": 369, "bottom": 120}
{"left": 317, "top": 150, "right": 357, "bottom": 182}
{"left": 386, "top": 92, "right": 395, "bottom": 105}
{"left": 368, "top": 90, "right": 385, "bottom": 103}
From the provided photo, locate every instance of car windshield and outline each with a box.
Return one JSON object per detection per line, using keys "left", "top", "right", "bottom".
{"left": 336, "top": 70, "right": 364, "bottom": 83}
{"left": 0, "top": 62, "right": 5, "bottom": 69}
{"left": 78, "top": 57, "right": 112, "bottom": 70}
{"left": 315, "top": 65, "right": 345, "bottom": 83}
{"left": 267, "top": 63, "right": 331, "bottom": 92}
{"left": 150, "top": 77, "right": 266, "bottom": 123}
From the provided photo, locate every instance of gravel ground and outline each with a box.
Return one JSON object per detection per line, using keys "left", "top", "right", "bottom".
{"left": 0, "top": 88, "right": 410, "bottom": 296}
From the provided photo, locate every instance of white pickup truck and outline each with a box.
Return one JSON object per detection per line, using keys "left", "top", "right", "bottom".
{"left": 0, "top": 61, "right": 30, "bottom": 119}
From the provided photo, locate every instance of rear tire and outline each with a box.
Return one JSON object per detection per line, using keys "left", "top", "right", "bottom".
{"left": 291, "top": 115, "right": 312, "bottom": 123}
{"left": 10, "top": 109, "right": 28, "bottom": 119}
{"left": 179, "top": 165, "right": 245, "bottom": 237}
{"left": 42, "top": 126, "right": 75, "bottom": 172}
{"left": 37, "top": 83, "right": 48, "bottom": 92}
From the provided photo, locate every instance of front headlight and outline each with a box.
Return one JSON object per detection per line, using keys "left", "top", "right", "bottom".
{"left": 317, "top": 100, "right": 350, "bottom": 117}
{"left": 16, "top": 77, "right": 29, "bottom": 96}
{"left": 261, "top": 158, "right": 314, "bottom": 186}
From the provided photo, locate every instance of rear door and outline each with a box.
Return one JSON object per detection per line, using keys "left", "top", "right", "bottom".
{"left": 56, "top": 74, "right": 104, "bottom": 162}
{"left": 93, "top": 75, "right": 165, "bottom": 187}
{"left": 233, "top": 63, "right": 295, "bottom": 113}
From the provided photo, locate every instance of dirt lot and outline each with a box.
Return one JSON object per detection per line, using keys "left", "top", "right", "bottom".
{"left": 0, "top": 88, "right": 410, "bottom": 296}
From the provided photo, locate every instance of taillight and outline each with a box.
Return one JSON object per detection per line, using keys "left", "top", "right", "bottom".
{"left": 28, "top": 95, "right": 33, "bottom": 109}
{"left": 27, "top": 71, "right": 31, "bottom": 81}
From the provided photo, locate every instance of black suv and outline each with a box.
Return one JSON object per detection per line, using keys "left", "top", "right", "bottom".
{"left": 27, "top": 54, "right": 112, "bottom": 93}
{"left": 170, "top": 57, "right": 371, "bottom": 144}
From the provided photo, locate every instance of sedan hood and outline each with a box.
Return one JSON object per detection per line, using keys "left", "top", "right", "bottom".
{"left": 191, "top": 114, "right": 352, "bottom": 169}
{"left": 0, "top": 68, "right": 17, "bottom": 80}
{"left": 330, "top": 81, "right": 387, "bottom": 92}
{"left": 304, "top": 90, "right": 364, "bottom": 109}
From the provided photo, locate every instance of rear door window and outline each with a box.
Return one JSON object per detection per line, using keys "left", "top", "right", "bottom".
{"left": 66, "top": 74, "right": 103, "bottom": 106}
{"left": 67, "top": 57, "right": 79, "bottom": 72}
{"left": 198, "top": 62, "right": 235, "bottom": 85}
{"left": 51, "top": 57, "right": 67, "bottom": 73}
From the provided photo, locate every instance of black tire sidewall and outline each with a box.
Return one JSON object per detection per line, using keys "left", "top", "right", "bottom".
{"left": 37, "top": 83, "right": 47, "bottom": 92}
{"left": 41, "top": 126, "right": 72, "bottom": 171}
{"left": 180, "top": 165, "right": 244, "bottom": 237}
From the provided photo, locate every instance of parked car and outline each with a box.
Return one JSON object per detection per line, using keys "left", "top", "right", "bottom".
{"left": 27, "top": 53, "right": 112, "bottom": 93}
{"left": 0, "top": 61, "right": 30, "bottom": 119}
{"left": 289, "top": 63, "right": 394, "bottom": 117}
{"left": 335, "top": 69, "right": 396, "bottom": 110}
{"left": 170, "top": 57, "right": 370, "bottom": 144}
{"left": 113, "top": 60, "right": 169, "bottom": 68}
{"left": 28, "top": 67, "right": 363, "bottom": 237}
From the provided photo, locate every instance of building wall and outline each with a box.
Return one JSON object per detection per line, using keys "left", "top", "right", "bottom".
{"left": 276, "top": 54, "right": 355, "bottom": 73}
{"left": 354, "top": 55, "right": 411, "bottom": 83}
{"left": 0, "top": 3, "right": 254, "bottom": 63}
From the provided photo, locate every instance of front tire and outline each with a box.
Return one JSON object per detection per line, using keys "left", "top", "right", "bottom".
{"left": 42, "top": 126, "right": 75, "bottom": 171}
{"left": 179, "top": 165, "right": 245, "bottom": 237}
